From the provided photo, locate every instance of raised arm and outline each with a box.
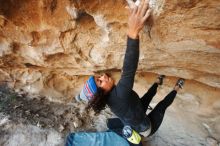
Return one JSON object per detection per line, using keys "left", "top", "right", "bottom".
{"left": 119, "top": 0, "right": 151, "bottom": 89}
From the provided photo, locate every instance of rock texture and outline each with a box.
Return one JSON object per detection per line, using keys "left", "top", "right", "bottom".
{"left": 0, "top": 75, "right": 220, "bottom": 146}
{"left": 0, "top": 0, "right": 219, "bottom": 97}
{"left": 0, "top": 0, "right": 220, "bottom": 145}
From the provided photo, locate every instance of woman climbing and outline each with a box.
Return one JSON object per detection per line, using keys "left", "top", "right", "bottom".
{"left": 75, "top": 0, "right": 185, "bottom": 143}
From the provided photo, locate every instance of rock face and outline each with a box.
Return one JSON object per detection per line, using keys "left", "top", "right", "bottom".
{"left": 0, "top": 0, "right": 220, "bottom": 145}
{"left": 0, "top": 0, "right": 219, "bottom": 95}
{"left": 0, "top": 0, "right": 220, "bottom": 88}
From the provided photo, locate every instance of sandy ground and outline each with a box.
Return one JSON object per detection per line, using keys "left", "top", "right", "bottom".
{"left": 0, "top": 82, "right": 220, "bottom": 146}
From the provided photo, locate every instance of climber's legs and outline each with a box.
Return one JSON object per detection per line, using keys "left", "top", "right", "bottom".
{"left": 141, "top": 75, "right": 165, "bottom": 112}
{"left": 141, "top": 83, "right": 158, "bottom": 112}
{"left": 147, "top": 78, "right": 185, "bottom": 135}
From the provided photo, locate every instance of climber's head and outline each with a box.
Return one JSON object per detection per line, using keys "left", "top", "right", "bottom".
{"left": 94, "top": 73, "right": 115, "bottom": 94}
{"left": 75, "top": 73, "right": 114, "bottom": 114}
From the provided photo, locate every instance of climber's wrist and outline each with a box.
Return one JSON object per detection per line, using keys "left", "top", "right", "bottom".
{"left": 127, "top": 30, "right": 139, "bottom": 39}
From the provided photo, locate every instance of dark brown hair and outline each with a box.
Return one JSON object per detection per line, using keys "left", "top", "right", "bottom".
{"left": 86, "top": 87, "right": 107, "bottom": 114}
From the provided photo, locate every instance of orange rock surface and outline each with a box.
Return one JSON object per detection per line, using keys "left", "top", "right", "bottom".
{"left": 0, "top": 0, "right": 219, "bottom": 101}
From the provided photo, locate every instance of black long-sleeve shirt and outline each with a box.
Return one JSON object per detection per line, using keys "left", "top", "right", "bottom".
{"left": 106, "top": 37, "right": 150, "bottom": 132}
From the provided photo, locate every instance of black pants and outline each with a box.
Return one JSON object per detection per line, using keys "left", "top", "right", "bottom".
{"left": 107, "top": 83, "right": 177, "bottom": 136}
{"left": 141, "top": 83, "right": 177, "bottom": 135}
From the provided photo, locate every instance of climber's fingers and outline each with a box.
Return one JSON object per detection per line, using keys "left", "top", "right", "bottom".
{"left": 142, "top": 8, "right": 152, "bottom": 22}
{"left": 137, "top": 0, "right": 145, "bottom": 15}
{"left": 126, "top": 0, "right": 137, "bottom": 15}
{"left": 140, "top": 0, "right": 149, "bottom": 17}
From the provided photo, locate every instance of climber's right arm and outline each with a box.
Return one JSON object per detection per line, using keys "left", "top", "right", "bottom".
{"left": 119, "top": 0, "right": 151, "bottom": 89}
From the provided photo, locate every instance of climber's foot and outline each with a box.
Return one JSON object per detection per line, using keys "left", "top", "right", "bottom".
{"left": 156, "top": 75, "right": 166, "bottom": 85}
{"left": 174, "top": 78, "right": 185, "bottom": 91}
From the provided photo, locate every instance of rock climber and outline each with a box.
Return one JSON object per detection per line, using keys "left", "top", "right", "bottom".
{"left": 75, "top": 0, "right": 185, "bottom": 144}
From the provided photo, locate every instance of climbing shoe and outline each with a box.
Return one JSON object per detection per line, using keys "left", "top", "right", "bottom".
{"left": 157, "top": 75, "right": 166, "bottom": 85}
{"left": 175, "top": 78, "right": 185, "bottom": 89}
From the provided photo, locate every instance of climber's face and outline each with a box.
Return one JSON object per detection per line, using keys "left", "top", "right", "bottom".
{"left": 94, "top": 73, "right": 114, "bottom": 94}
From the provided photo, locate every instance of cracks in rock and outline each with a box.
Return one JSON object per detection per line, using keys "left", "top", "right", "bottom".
{"left": 63, "top": 9, "right": 110, "bottom": 65}
{"left": 146, "top": 64, "right": 220, "bottom": 76}
{"left": 24, "top": 63, "right": 40, "bottom": 68}
{"left": 59, "top": 29, "right": 76, "bottom": 53}
{"left": 10, "top": 42, "right": 20, "bottom": 54}
{"left": 144, "top": 17, "right": 154, "bottom": 39}
{"left": 0, "top": 15, "right": 7, "bottom": 29}
{"left": 72, "top": 43, "right": 95, "bottom": 66}
{"left": 143, "top": 65, "right": 220, "bottom": 87}
{"left": 66, "top": 8, "right": 78, "bottom": 20}
{"left": 59, "top": 28, "right": 95, "bottom": 67}
{"left": 177, "top": 0, "right": 200, "bottom": 9}
{"left": 43, "top": 0, "right": 57, "bottom": 15}
{"left": 50, "top": 0, "right": 57, "bottom": 14}
{"left": 77, "top": 11, "right": 109, "bottom": 62}
{"left": 138, "top": 0, "right": 165, "bottom": 39}
{"left": 90, "top": 12, "right": 110, "bottom": 53}
{"left": 94, "top": 68, "right": 121, "bottom": 74}
{"left": 31, "top": 31, "right": 41, "bottom": 46}
{"left": 192, "top": 26, "right": 220, "bottom": 31}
